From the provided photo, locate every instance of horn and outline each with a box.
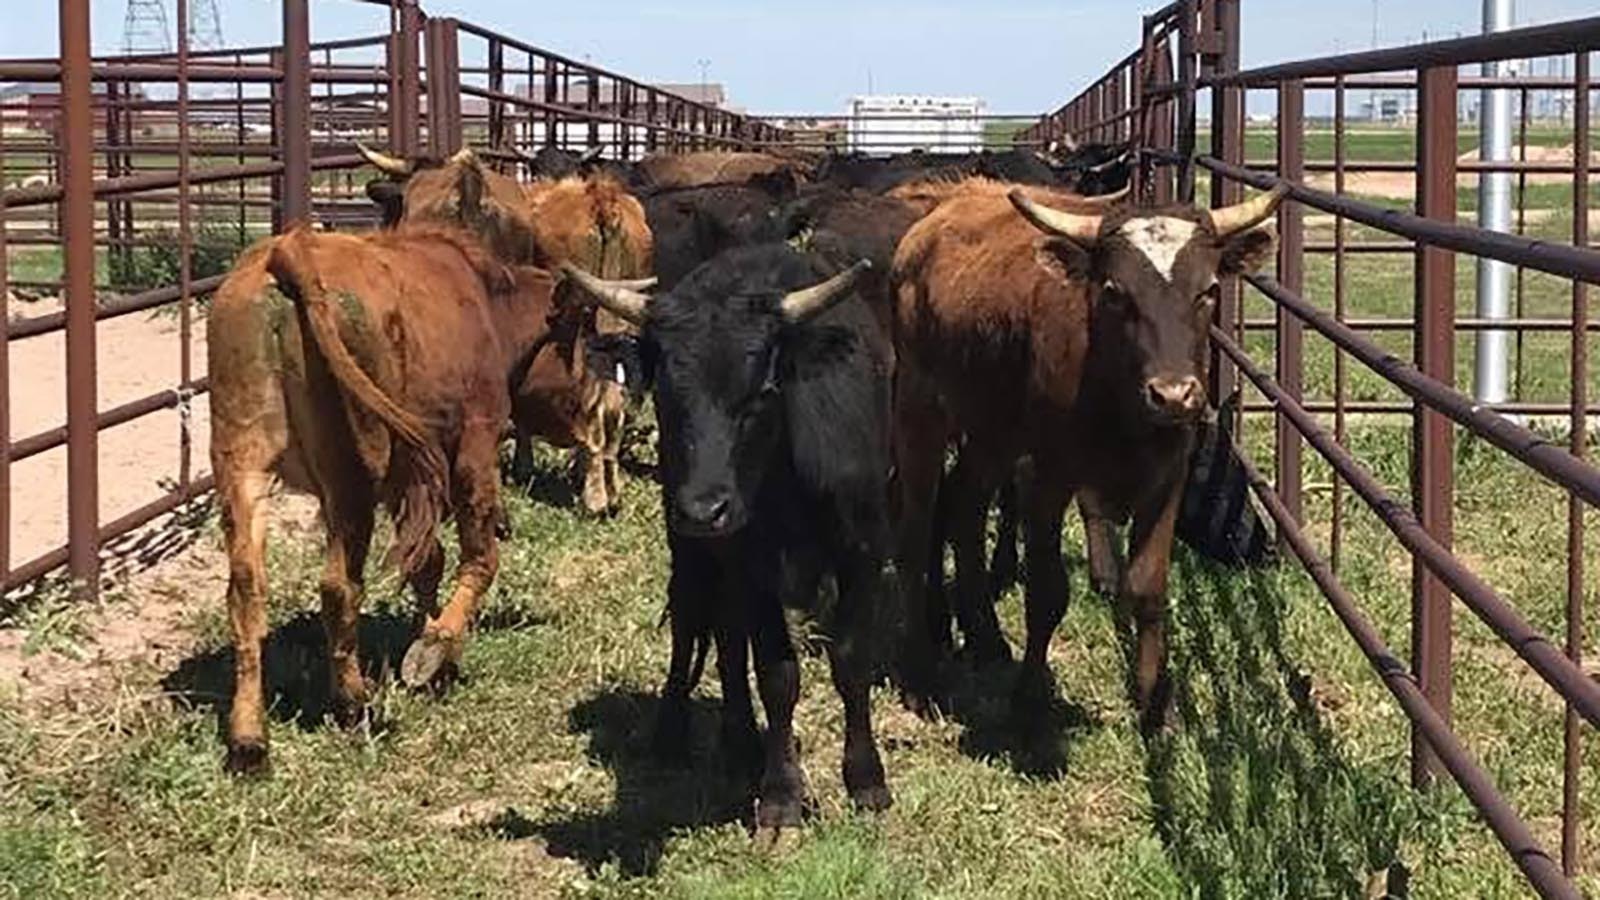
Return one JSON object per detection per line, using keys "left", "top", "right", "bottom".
{"left": 1007, "top": 189, "right": 1102, "bottom": 242}
{"left": 503, "top": 143, "right": 537, "bottom": 163}
{"left": 579, "top": 146, "right": 605, "bottom": 164}
{"left": 1058, "top": 133, "right": 1080, "bottom": 153}
{"left": 448, "top": 147, "right": 477, "bottom": 166}
{"left": 1074, "top": 183, "right": 1131, "bottom": 207}
{"left": 1210, "top": 184, "right": 1291, "bottom": 237}
{"left": 778, "top": 260, "right": 871, "bottom": 324}
{"left": 356, "top": 141, "right": 414, "bottom": 177}
{"left": 558, "top": 262, "right": 652, "bottom": 326}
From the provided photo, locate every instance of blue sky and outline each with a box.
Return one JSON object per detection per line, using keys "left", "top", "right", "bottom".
{"left": 4, "top": 0, "right": 1597, "bottom": 114}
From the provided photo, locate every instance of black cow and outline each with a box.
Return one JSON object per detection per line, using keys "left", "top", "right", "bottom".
{"left": 561, "top": 246, "right": 893, "bottom": 830}
{"left": 1047, "top": 140, "right": 1136, "bottom": 197}
{"left": 641, "top": 170, "right": 800, "bottom": 289}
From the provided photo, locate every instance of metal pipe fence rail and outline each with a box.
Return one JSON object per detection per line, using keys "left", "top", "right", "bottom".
{"left": 1025, "top": 2, "right": 1600, "bottom": 896}
{"left": 0, "top": 0, "right": 788, "bottom": 603}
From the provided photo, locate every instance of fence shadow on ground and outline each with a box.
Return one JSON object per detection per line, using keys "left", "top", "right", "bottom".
{"left": 534, "top": 687, "right": 750, "bottom": 877}
{"left": 160, "top": 610, "right": 413, "bottom": 734}
{"left": 1141, "top": 552, "right": 1418, "bottom": 899}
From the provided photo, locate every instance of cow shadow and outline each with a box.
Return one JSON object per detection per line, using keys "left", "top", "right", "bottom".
{"left": 533, "top": 687, "right": 749, "bottom": 878}
{"left": 1139, "top": 554, "right": 1418, "bottom": 898}
{"left": 161, "top": 610, "right": 412, "bottom": 734}
{"left": 939, "top": 653, "right": 1101, "bottom": 780}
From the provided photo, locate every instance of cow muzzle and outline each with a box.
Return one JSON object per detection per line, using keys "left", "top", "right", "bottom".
{"left": 674, "top": 488, "right": 740, "bottom": 538}
{"left": 1144, "top": 375, "right": 1204, "bottom": 421}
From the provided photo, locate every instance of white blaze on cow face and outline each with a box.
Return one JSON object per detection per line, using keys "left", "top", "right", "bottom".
{"left": 1117, "top": 216, "right": 1200, "bottom": 284}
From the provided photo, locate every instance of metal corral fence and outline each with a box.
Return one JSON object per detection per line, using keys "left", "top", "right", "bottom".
{"left": 0, "top": 0, "right": 786, "bottom": 602}
{"left": 1019, "top": 3, "right": 1600, "bottom": 896}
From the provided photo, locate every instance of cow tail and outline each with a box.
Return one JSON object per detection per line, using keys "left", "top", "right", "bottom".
{"left": 266, "top": 229, "right": 450, "bottom": 578}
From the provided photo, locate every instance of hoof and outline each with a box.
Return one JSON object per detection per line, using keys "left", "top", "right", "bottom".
{"left": 401, "top": 631, "right": 462, "bottom": 689}
{"left": 224, "top": 739, "right": 270, "bottom": 777}
{"left": 849, "top": 782, "right": 893, "bottom": 813}
{"left": 899, "top": 686, "right": 945, "bottom": 721}
{"left": 330, "top": 693, "right": 373, "bottom": 730}
{"left": 1010, "top": 667, "right": 1056, "bottom": 730}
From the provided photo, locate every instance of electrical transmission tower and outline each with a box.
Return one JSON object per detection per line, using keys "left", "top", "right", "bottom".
{"left": 121, "top": 0, "right": 225, "bottom": 55}
{"left": 189, "top": 0, "right": 225, "bottom": 52}
{"left": 122, "top": 0, "right": 172, "bottom": 54}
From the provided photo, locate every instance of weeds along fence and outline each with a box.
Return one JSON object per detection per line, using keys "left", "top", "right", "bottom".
{"left": 1018, "top": 3, "right": 1600, "bottom": 896}
{"left": 0, "top": 0, "right": 785, "bottom": 603}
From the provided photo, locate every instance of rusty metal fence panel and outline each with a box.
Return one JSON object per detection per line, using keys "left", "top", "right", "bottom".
{"left": 0, "top": 0, "right": 787, "bottom": 603}
{"left": 1021, "top": 4, "right": 1600, "bottom": 897}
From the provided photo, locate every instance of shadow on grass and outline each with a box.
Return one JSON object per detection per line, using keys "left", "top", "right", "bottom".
{"left": 160, "top": 610, "right": 413, "bottom": 733}
{"left": 1141, "top": 552, "right": 1418, "bottom": 899}
{"left": 534, "top": 687, "right": 750, "bottom": 878}
{"left": 941, "top": 656, "right": 1101, "bottom": 780}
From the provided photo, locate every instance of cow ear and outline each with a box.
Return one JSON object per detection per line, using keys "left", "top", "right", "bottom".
{"left": 365, "top": 179, "right": 403, "bottom": 226}
{"left": 1033, "top": 236, "right": 1092, "bottom": 283}
{"left": 1218, "top": 225, "right": 1276, "bottom": 276}
{"left": 458, "top": 155, "right": 486, "bottom": 217}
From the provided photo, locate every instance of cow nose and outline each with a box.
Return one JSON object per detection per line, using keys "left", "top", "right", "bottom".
{"left": 1145, "top": 376, "right": 1203, "bottom": 417}
{"left": 682, "top": 492, "right": 733, "bottom": 532}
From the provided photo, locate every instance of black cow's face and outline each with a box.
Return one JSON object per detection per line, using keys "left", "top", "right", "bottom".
{"left": 559, "top": 249, "right": 870, "bottom": 538}
{"left": 650, "top": 290, "right": 788, "bottom": 537}
{"left": 1014, "top": 188, "right": 1285, "bottom": 426}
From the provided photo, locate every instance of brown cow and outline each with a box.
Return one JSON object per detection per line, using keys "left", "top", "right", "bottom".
{"left": 514, "top": 172, "right": 654, "bottom": 513}
{"left": 632, "top": 150, "right": 809, "bottom": 191}
{"left": 359, "top": 145, "right": 633, "bottom": 515}
{"left": 890, "top": 181, "right": 1286, "bottom": 732}
{"left": 208, "top": 223, "right": 580, "bottom": 774}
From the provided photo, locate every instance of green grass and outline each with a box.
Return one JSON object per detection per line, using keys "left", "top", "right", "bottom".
{"left": 1195, "top": 126, "right": 1582, "bottom": 164}
{"left": 4, "top": 415, "right": 1595, "bottom": 897}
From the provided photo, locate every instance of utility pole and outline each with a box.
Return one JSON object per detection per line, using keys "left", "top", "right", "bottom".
{"left": 1473, "top": 0, "right": 1515, "bottom": 404}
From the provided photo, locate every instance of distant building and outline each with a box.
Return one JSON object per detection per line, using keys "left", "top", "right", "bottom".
{"left": 1, "top": 82, "right": 139, "bottom": 132}
{"left": 846, "top": 95, "right": 985, "bottom": 154}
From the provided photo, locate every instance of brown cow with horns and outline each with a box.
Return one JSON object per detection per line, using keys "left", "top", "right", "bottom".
{"left": 891, "top": 180, "right": 1288, "bottom": 731}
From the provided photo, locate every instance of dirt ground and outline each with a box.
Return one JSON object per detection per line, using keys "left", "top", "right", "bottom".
{"left": 6, "top": 293, "right": 212, "bottom": 569}
{"left": 1307, "top": 144, "right": 1600, "bottom": 200}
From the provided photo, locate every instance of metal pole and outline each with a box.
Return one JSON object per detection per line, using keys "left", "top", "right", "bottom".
{"left": 1473, "top": 0, "right": 1515, "bottom": 404}
{"left": 1412, "top": 63, "right": 1459, "bottom": 788}
{"left": 60, "top": 0, "right": 99, "bottom": 601}
{"left": 280, "top": 0, "right": 310, "bottom": 225}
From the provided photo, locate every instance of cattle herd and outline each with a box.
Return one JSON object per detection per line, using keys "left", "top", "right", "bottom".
{"left": 205, "top": 136, "right": 1282, "bottom": 831}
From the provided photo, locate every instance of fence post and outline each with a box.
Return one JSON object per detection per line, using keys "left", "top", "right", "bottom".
{"left": 59, "top": 0, "right": 99, "bottom": 600}
{"left": 1207, "top": 0, "right": 1242, "bottom": 409}
{"left": 487, "top": 37, "right": 504, "bottom": 164}
{"left": 542, "top": 56, "right": 558, "bottom": 149}
{"left": 1276, "top": 79, "right": 1305, "bottom": 530}
{"left": 1563, "top": 49, "right": 1590, "bottom": 878}
{"left": 1411, "top": 63, "right": 1458, "bottom": 788}
{"left": 1150, "top": 39, "right": 1175, "bottom": 205}
{"left": 1175, "top": 0, "right": 1198, "bottom": 203}
{"left": 280, "top": 0, "right": 311, "bottom": 225}
{"left": 586, "top": 72, "right": 600, "bottom": 151}
{"left": 425, "top": 18, "right": 462, "bottom": 157}
{"left": 392, "top": 0, "right": 422, "bottom": 156}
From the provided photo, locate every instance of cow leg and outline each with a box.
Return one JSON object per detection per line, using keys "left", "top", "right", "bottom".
{"left": 1079, "top": 490, "right": 1123, "bottom": 598}
{"left": 1125, "top": 475, "right": 1184, "bottom": 736}
{"left": 510, "top": 427, "right": 535, "bottom": 487}
{"left": 925, "top": 475, "right": 954, "bottom": 657}
{"left": 600, "top": 381, "right": 626, "bottom": 514}
{"left": 653, "top": 537, "right": 715, "bottom": 764}
{"left": 891, "top": 374, "right": 948, "bottom": 717}
{"left": 402, "top": 423, "right": 501, "bottom": 688}
{"left": 220, "top": 466, "right": 275, "bottom": 775}
{"left": 945, "top": 442, "right": 1012, "bottom": 665}
{"left": 989, "top": 468, "right": 1021, "bottom": 603}
{"left": 714, "top": 594, "right": 762, "bottom": 779}
{"left": 830, "top": 544, "right": 891, "bottom": 812}
{"left": 1013, "top": 470, "right": 1073, "bottom": 724}
{"left": 319, "top": 480, "right": 375, "bottom": 727}
{"left": 751, "top": 586, "right": 808, "bottom": 832}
